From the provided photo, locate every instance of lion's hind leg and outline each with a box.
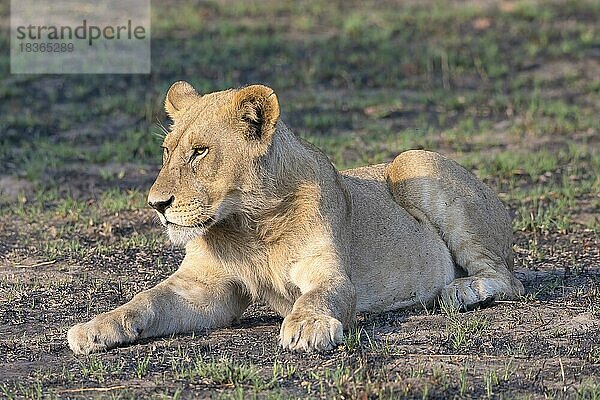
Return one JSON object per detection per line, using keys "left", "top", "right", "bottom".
{"left": 386, "top": 150, "right": 524, "bottom": 310}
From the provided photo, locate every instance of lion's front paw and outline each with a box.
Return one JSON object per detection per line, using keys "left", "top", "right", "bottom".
{"left": 67, "top": 317, "right": 131, "bottom": 355}
{"left": 279, "top": 312, "right": 343, "bottom": 352}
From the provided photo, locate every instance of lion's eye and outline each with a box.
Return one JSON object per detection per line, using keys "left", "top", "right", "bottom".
{"left": 190, "top": 147, "right": 209, "bottom": 163}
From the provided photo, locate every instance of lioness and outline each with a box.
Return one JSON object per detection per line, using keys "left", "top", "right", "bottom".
{"left": 68, "top": 82, "right": 524, "bottom": 354}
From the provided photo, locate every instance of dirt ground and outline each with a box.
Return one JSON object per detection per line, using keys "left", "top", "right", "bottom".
{"left": 0, "top": 212, "right": 599, "bottom": 399}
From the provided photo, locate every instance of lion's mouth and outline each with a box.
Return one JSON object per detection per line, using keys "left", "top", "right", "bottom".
{"left": 154, "top": 208, "right": 217, "bottom": 230}
{"left": 165, "top": 216, "right": 216, "bottom": 230}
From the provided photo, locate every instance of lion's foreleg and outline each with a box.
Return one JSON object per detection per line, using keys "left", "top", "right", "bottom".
{"left": 280, "top": 256, "right": 356, "bottom": 352}
{"left": 67, "top": 266, "right": 248, "bottom": 355}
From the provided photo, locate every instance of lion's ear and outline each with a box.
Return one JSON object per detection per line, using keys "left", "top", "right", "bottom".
{"left": 232, "top": 85, "right": 280, "bottom": 142}
{"left": 165, "top": 81, "right": 199, "bottom": 119}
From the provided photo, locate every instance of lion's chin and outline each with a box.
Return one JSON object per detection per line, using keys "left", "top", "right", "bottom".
{"left": 166, "top": 224, "right": 208, "bottom": 246}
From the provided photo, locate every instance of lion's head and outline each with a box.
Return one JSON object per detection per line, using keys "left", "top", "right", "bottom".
{"left": 147, "top": 82, "right": 280, "bottom": 245}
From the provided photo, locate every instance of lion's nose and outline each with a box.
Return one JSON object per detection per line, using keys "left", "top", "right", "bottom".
{"left": 148, "top": 195, "right": 174, "bottom": 215}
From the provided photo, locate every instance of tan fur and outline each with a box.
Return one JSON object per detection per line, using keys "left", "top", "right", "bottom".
{"left": 67, "top": 83, "right": 524, "bottom": 354}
